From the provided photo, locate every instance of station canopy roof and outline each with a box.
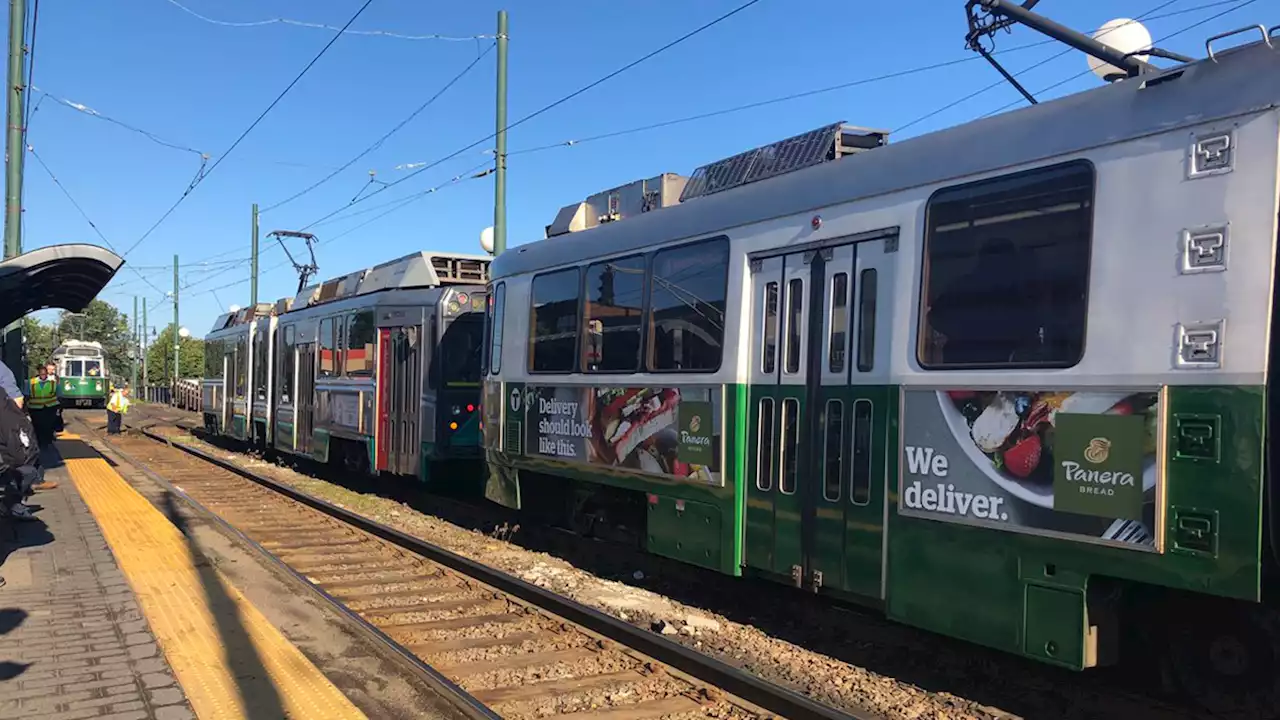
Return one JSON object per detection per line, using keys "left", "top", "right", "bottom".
{"left": 0, "top": 244, "right": 125, "bottom": 327}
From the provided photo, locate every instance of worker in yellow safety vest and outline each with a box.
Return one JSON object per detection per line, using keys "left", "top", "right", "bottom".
{"left": 24, "top": 366, "right": 60, "bottom": 493}
{"left": 106, "top": 385, "right": 130, "bottom": 435}
{"left": 27, "top": 366, "right": 59, "bottom": 446}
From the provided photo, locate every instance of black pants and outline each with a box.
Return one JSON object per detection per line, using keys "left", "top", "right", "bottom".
{"left": 29, "top": 407, "right": 57, "bottom": 447}
{"left": 4, "top": 464, "right": 39, "bottom": 508}
{"left": 106, "top": 410, "right": 122, "bottom": 434}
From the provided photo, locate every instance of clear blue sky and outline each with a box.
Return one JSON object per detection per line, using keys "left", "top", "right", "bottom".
{"left": 18, "top": 0, "right": 1269, "bottom": 337}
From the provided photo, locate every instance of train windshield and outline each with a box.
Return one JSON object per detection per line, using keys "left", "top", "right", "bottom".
{"left": 440, "top": 315, "right": 484, "bottom": 386}
{"left": 63, "top": 360, "right": 102, "bottom": 377}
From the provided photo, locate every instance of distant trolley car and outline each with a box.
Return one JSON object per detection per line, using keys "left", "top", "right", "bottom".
{"left": 480, "top": 28, "right": 1280, "bottom": 714}
{"left": 51, "top": 340, "right": 109, "bottom": 408}
{"left": 202, "top": 251, "right": 489, "bottom": 482}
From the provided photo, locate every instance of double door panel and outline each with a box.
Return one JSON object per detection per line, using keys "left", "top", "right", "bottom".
{"left": 744, "top": 243, "right": 886, "bottom": 599}
{"left": 377, "top": 326, "right": 422, "bottom": 475}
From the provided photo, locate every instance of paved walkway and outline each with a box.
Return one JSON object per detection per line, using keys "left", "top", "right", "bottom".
{"left": 0, "top": 444, "right": 194, "bottom": 720}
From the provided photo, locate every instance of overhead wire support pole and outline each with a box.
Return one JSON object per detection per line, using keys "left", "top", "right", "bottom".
{"left": 250, "top": 202, "right": 259, "bottom": 306}
{"left": 493, "top": 9, "right": 507, "bottom": 256}
{"left": 2, "top": 0, "right": 26, "bottom": 376}
{"left": 172, "top": 254, "right": 179, "bottom": 388}
{"left": 142, "top": 299, "right": 148, "bottom": 388}
{"left": 132, "top": 296, "right": 138, "bottom": 390}
{"left": 4, "top": 0, "right": 25, "bottom": 260}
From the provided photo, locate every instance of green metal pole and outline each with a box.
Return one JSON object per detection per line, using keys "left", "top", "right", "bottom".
{"left": 172, "top": 254, "right": 179, "bottom": 388}
{"left": 3, "top": 0, "right": 25, "bottom": 261}
{"left": 250, "top": 202, "right": 259, "bottom": 307}
{"left": 493, "top": 9, "right": 507, "bottom": 256}
{"left": 131, "top": 296, "right": 138, "bottom": 390}
{"left": 1, "top": 0, "right": 26, "bottom": 376}
{"left": 142, "top": 299, "right": 148, "bottom": 388}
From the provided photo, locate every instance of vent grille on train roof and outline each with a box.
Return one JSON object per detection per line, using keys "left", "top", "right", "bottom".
{"left": 679, "top": 122, "right": 889, "bottom": 202}
{"left": 431, "top": 255, "right": 489, "bottom": 284}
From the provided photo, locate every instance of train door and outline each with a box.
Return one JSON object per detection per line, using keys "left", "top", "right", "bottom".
{"left": 377, "top": 326, "right": 422, "bottom": 475}
{"left": 222, "top": 342, "right": 236, "bottom": 433}
{"left": 295, "top": 342, "right": 316, "bottom": 455}
{"left": 745, "top": 236, "right": 887, "bottom": 599}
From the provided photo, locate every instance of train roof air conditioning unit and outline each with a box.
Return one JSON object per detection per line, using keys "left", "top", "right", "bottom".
{"left": 679, "top": 122, "right": 889, "bottom": 202}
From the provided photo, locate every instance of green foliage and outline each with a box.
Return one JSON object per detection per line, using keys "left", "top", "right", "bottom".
{"left": 21, "top": 317, "right": 54, "bottom": 378}
{"left": 145, "top": 323, "right": 204, "bottom": 384}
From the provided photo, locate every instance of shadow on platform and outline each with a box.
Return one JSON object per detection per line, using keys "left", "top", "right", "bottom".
{"left": 158, "top": 490, "right": 288, "bottom": 718}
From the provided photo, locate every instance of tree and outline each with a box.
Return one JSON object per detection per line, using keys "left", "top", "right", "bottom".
{"left": 21, "top": 317, "right": 54, "bottom": 378}
{"left": 53, "top": 300, "right": 136, "bottom": 382}
{"left": 146, "top": 324, "right": 204, "bottom": 385}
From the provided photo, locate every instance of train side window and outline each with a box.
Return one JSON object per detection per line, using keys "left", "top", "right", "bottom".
{"left": 346, "top": 311, "right": 376, "bottom": 377}
{"left": 756, "top": 397, "right": 775, "bottom": 491}
{"left": 530, "top": 268, "right": 580, "bottom": 373}
{"left": 583, "top": 254, "right": 645, "bottom": 373}
{"left": 335, "top": 316, "right": 347, "bottom": 377}
{"left": 823, "top": 400, "right": 843, "bottom": 501}
{"left": 780, "top": 397, "right": 799, "bottom": 494}
{"left": 319, "top": 318, "right": 335, "bottom": 377}
{"left": 918, "top": 160, "right": 1094, "bottom": 369}
{"left": 761, "top": 282, "right": 778, "bottom": 374}
{"left": 235, "top": 336, "right": 248, "bottom": 397}
{"left": 829, "top": 273, "right": 849, "bottom": 374}
{"left": 784, "top": 278, "right": 803, "bottom": 375}
{"left": 647, "top": 237, "right": 728, "bottom": 372}
{"left": 856, "top": 268, "right": 877, "bottom": 372}
{"left": 489, "top": 282, "right": 505, "bottom": 375}
{"left": 850, "top": 399, "right": 872, "bottom": 505}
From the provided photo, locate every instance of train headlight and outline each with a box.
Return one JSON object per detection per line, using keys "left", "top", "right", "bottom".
{"left": 447, "top": 301, "right": 461, "bottom": 314}
{"left": 64, "top": 383, "right": 72, "bottom": 391}
{"left": 95, "top": 381, "right": 102, "bottom": 391}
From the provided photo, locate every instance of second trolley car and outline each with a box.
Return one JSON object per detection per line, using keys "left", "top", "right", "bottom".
{"left": 203, "top": 251, "right": 490, "bottom": 483}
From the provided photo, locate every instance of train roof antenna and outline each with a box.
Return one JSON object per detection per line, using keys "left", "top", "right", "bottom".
{"left": 268, "top": 229, "right": 320, "bottom": 294}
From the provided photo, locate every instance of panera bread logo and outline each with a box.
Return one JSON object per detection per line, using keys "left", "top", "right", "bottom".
{"left": 1084, "top": 437, "right": 1111, "bottom": 464}
{"left": 689, "top": 415, "right": 701, "bottom": 433}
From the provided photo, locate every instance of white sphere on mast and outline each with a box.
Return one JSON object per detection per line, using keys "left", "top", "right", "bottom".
{"left": 480, "top": 226, "right": 495, "bottom": 254}
{"left": 1088, "top": 18, "right": 1153, "bottom": 81}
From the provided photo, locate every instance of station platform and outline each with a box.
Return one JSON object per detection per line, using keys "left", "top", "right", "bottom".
{"left": 0, "top": 434, "right": 367, "bottom": 719}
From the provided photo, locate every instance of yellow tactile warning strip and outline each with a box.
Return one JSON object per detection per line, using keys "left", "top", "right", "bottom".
{"left": 62, "top": 444, "right": 367, "bottom": 720}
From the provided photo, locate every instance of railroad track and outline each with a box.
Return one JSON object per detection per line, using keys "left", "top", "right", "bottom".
{"left": 79, "top": 418, "right": 870, "bottom": 720}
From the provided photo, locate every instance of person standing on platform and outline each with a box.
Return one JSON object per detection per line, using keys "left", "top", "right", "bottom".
{"left": 106, "top": 385, "right": 130, "bottom": 434}
{"left": 24, "top": 367, "right": 59, "bottom": 492}
{"left": 45, "top": 363, "right": 63, "bottom": 434}
{"left": 27, "top": 365, "right": 58, "bottom": 446}
{"left": 0, "top": 386, "right": 39, "bottom": 523}
{"left": 0, "top": 360, "right": 22, "bottom": 411}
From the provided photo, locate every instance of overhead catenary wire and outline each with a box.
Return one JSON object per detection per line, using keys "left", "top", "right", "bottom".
{"left": 261, "top": 41, "right": 495, "bottom": 214}
{"left": 297, "top": 0, "right": 766, "bottom": 231}
{"left": 190, "top": 162, "right": 492, "bottom": 301}
{"left": 27, "top": 145, "right": 172, "bottom": 297}
{"left": 118, "top": 0, "right": 379, "bottom": 259}
{"left": 319, "top": 0, "right": 1238, "bottom": 239}
{"left": 162, "top": 0, "right": 495, "bottom": 41}
{"left": 305, "top": 1, "right": 1236, "bottom": 238}
{"left": 34, "top": 88, "right": 207, "bottom": 157}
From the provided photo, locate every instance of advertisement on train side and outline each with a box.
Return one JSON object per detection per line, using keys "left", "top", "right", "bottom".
{"left": 513, "top": 385, "right": 723, "bottom": 486}
{"left": 899, "top": 389, "right": 1159, "bottom": 549}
